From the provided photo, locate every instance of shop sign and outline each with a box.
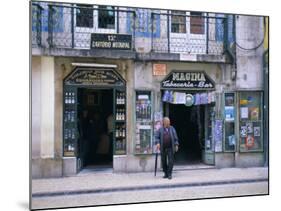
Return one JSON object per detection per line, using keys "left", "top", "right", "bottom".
{"left": 91, "top": 33, "right": 132, "bottom": 50}
{"left": 65, "top": 67, "right": 125, "bottom": 87}
{"left": 180, "top": 53, "right": 197, "bottom": 61}
{"left": 153, "top": 64, "right": 167, "bottom": 76}
{"left": 161, "top": 71, "right": 215, "bottom": 90}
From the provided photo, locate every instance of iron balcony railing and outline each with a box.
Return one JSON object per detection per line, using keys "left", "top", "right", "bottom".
{"left": 31, "top": 3, "right": 235, "bottom": 55}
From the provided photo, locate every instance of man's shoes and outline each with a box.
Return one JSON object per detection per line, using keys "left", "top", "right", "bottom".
{"left": 168, "top": 175, "right": 172, "bottom": 180}
{"left": 163, "top": 175, "right": 168, "bottom": 179}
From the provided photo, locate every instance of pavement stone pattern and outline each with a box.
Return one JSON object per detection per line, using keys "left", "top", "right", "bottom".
{"left": 31, "top": 167, "right": 269, "bottom": 210}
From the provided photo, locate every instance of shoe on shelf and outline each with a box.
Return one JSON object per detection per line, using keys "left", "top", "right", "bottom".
{"left": 163, "top": 175, "right": 168, "bottom": 179}
{"left": 168, "top": 175, "right": 172, "bottom": 180}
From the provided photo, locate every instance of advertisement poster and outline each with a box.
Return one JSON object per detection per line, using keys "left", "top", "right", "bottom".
{"left": 240, "top": 126, "right": 247, "bottom": 137}
{"left": 250, "top": 107, "right": 259, "bottom": 121}
{"left": 154, "top": 111, "right": 163, "bottom": 132}
{"left": 240, "top": 99, "right": 248, "bottom": 105}
{"left": 173, "top": 92, "right": 186, "bottom": 104}
{"left": 246, "top": 122, "right": 253, "bottom": 133}
{"left": 246, "top": 135, "right": 255, "bottom": 148}
{"left": 225, "top": 106, "right": 235, "bottom": 121}
{"left": 214, "top": 120, "right": 223, "bottom": 152}
{"left": 240, "top": 107, "right": 249, "bottom": 119}
{"left": 228, "top": 135, "right": 236, "bottom": 146}
{"left": 254, "top": 126, "right": 261, "bottom": 137}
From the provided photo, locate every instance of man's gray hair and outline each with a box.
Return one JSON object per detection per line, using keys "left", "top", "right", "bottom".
{"left": 163, "top": 117, "right": 170, "bottom": 121}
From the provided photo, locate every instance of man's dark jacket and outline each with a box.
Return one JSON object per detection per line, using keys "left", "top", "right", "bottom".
{"left": 155, "top": 126, "right": 179, "bottom": 153}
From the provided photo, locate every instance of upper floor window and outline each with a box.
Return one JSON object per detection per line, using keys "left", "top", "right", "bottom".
{"left": 190, "top": 12, "right": 205, "bottom": 34}
{"left": 76, "top": 4, "right": 93, "bottom": 28}
{"left": 171, "top": 11, "right": 186, "bottom": 33}
{"left": 98, "top": 6, "right": 115, "bottom": 29}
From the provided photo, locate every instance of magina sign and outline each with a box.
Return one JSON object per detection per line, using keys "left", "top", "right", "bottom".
{"left": 161, "top": 71, "right": 215, "bottom": 90}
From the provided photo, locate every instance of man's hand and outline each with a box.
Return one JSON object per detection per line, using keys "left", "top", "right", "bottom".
{"left": 175, "top": 145, "right": 179, "bottom": 152}
{"left": 156, "top": 144, "right": 160, "bottom": 150}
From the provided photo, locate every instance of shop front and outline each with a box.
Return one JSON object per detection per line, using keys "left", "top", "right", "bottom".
{"left": 131, "top": 62, "right": 265, "bottom": 169}
{"left": 160, "top": 71, "right": 216, "bottom": 166}
{"left": 130, "top": 63, "right": 220, "bottom": 171}
{"left": 58, "top": 61, "right": 265, "bottom": 176}
{"left": 63, "top": 66, "right": 127, "bottom": 172}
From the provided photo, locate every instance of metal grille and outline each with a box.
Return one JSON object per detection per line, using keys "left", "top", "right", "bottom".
{"left": 31, "top": 3, "right": 234, "bottom": 56}
{"left": 31, "top": 4, "right": 42, "bottom": 46}
{"left": 151, "top": 12, "right": 228, "bottom": 55}
{"left": 32, "top": 4, "right": 136, "bottom": 49}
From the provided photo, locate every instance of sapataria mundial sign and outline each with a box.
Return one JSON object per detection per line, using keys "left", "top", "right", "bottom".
{"left": 161, "top": 71, "right": 215, "bottom": 90}
{"left": 91, "top": 33, "right": 132, "bottom": 50}
{"left": 65, "top": 68, "right": 125, "bottom": 87}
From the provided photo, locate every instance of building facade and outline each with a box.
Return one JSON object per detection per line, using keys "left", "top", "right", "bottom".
{"left": 31, "top": 1, "right": 268, "bottom": 178}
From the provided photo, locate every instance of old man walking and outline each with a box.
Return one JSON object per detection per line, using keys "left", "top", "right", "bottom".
{"left": 155, "top": 117, "right": 179, "bottom": 179}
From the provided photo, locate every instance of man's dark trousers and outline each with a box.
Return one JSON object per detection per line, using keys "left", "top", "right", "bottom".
{"left": 161, "top": 147, "right": 174, "bottom": 177}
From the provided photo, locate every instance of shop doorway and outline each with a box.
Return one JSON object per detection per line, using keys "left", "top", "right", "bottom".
{"left": 164, "top": 103, "right": 205, "bottom": 164}
{"left": 63, "top": 67, "right": 127, "bottom": 174}
{"left": 77, "top": 88, "right": 114, "bottom": 168}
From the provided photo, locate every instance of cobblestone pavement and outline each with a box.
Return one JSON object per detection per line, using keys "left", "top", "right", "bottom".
{"left": 31, "top": 167, "right": 268, "bottom": 210}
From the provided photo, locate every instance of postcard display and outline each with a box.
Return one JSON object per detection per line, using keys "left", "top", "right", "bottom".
{"left": 135, "top": 91, "right": 153, "bottom": 154}
{"left": 239, "top": 92, "right": 263, "bottom": 151}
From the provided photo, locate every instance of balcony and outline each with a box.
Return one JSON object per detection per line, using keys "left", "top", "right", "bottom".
{"left": 32, "top": 3, "right": 235, "bottom": 62}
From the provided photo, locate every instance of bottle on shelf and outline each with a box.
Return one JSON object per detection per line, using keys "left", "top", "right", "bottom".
{"left": 121, "top": 93, "right": 125, "bottom": 104}
{"left": 64, "top": 111, "right": 68, "bottom": 122}
{"left": 65, "top": 93, "right": 68, "bottom": 104}
{"left": 64, "top": 129, "right": 68, "bottom": 139}
{"left": 121, "top": 109, "right": 124, "bottom": 120}
{"left": 117, "top": 126, "right": 120, "bottom": 138}
{"left": 116, "top": 93, "right": 119, "bottom": 105}
{"left": 122, "top": 139, "right": 126, "bottom": 150}
{"left": 115, "top": 126, "right": 119, "bottom": 138}
{"left": 120, "top": 93, "right": 122, "bottom": 104}
{"left": 122, "top": 125, "right": 126, "bottom": 137}
{"left": 71, "top": 111, "right": 75, "bottom": 122}
{"left": 72, "top": 93, "right": 75, "bottom": 104}
{"left": 116, "top": 109, "right": 119, "bottom": 121}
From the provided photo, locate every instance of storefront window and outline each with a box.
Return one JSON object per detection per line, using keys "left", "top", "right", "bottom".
{"left": 223, "top": 93, "right": 236, "bottom": 152}
{"left": 63, "top": 87, "right": 78, "bottom": 157}
{"left": 98, "top": 6, "right": 115, "bottom": 29}
{"left": 190, "top": 12, "right": 205, "bottom": 34}
{"left": 239, "top": 91, "right": 263, "bottom": 152}
{"left": 76, "top": 4, "right": 93, "bottom": 28}
{"left": 114, "top": 89, "right": 126, "bottom": 155}
{"left": 171, "top": 11, "right": 186, "bottom": 33}
{"left": 135, "top": 91, "right": 153, "bottom": 154}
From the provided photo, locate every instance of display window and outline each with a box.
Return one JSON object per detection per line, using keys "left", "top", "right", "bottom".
{"left": 114, "top": 89, "right": 126, "bottom": 155}
{"left": 223, "top": 92, "right": 236, "bottom": 152}
{"left": 134, "top": 91, "right": 153, "bottom": 154}
{"left": 239, "top": 91, "right": 263, "bottom": 152}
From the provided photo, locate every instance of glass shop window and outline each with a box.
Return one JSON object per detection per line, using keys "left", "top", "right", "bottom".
{"left": 171, "top": 11, "right": 186, "bottom": 33}
{"left": 135, "top": 91, "right": 153, "bottom": 154}
{"left": 76, "top": 4, "right": 93, "bottom": 28}
{"left": 98, "top": 6, "right": 115, "bottom": 29}
{"left": 224, "top": 93, "right": 236, "bottom": 152}
{"left": 239, "top": 92, "right": 263, "bottom": 152}
{"left": 190, "top": 12, "right": 205, "bottom": 34}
